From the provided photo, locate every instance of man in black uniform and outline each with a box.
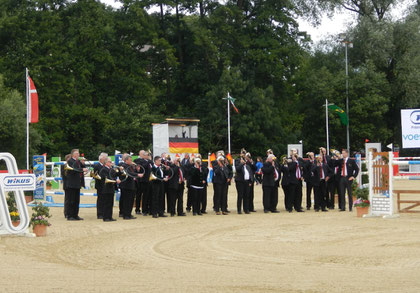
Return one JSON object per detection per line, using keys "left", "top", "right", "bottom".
{"left": 134, "top": 150, "right": 152, "bottom": 215}
{"left": 168, "top": 156, "right": 186, "bottom": 216}
{"left": 99, "top": 157, "right": 120, "bottom": 221}
{"left": 303, "top": 152, "right": 315, "bottom": 210}
{"left": 262, "top": 154, "right": 280, "bottom": 213}
{"left": 66, "top": 149, "right": 87, "bottom": 221}
{"left": 213, "top": 156, "right": 229, "bottom": 215}
{"left": 288, "top": 150, "right": 305, "bottom": 212}
{"left": 338, "top": 149, "right": 359, "bottom": 212}
{"left": 234, "top": 152, "right": 253, "bottom": 214}
{"left": 120, "top": 155, "right": 143, "bottom": 219}
{"left": 151, "top": 156, "right": 168, "bottom": 218}
{"left": 94, "top": 152, "right": 107, "bottom": 219}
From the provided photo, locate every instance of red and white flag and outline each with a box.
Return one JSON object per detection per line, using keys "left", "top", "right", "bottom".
{"left": 26, "top": 72, "right": 39, "bottom": 123}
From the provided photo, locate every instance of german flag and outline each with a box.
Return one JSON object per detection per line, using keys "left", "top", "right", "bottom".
{"left": 169, "top": 138, "right": 199, "bottom": 154}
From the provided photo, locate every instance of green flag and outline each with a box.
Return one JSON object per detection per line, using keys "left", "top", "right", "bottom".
{"left": 328, "top": 104, "right": 348, "bottom": 126}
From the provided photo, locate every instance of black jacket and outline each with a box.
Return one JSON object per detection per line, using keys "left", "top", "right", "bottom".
{"left": 234, "top": 158, "right": 253, "bottom": 182}
{"left": 133, "top": 158, "right": 152, "bottom": 183}
{"left": 119, "top": 163, "right": 136, "bottom": 190}
{"left": 168, "top": 164, "right": 185, "bottom": 190}
{"left": 311, "top": 163, "right": 333, "bottom": 187}
{"left": 61, "top": 165, "right": 67, "bottom": 190}
{"left": 213, "top": 163, "right": 229, "bottom": 184}
{"left": 336, "top": 158, "right": 359, "bottom": 179}
{"left": 288, "top": 159, "right": 304, "bottom": 185}
{"left": 262, "top": 162, "right": 279, "bottom": 187}
{"left": 93, "top": 162, "right": 104, "bottom": 191}
{"left": 66, "top": 158, "right": 83, "bottom": 189}
{"left": 280, "top": 164, "right": 290, "bottom": 186}
{"left": 189, "top": 166, "right": 206, "bottom": 187}
{"left": 99, "top": 166, "right": 118, "bottom": 194}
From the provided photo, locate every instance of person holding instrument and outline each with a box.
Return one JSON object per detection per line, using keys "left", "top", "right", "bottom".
{"left": 189, "top": 158, "right": 206, "bottom": 216}
{"left": 120, "top": 155, "right": 143, "bottom": 220}
{"left": 100, "top": 157, "right": 121, "bottom": 222}
{"left": 151, "top": 156, "right": 169, "bottom": 218}
{"left": 168, "top": 156, "right": 186, "bottom": 217}
{"left": 94, "top": 152, "right": 107, "bottom": 219}
{"left": 234, "top": 149, "right": 252, "bottom": 214}
{"left": 65, "top": 149, "right": 87, "bottom": 221}
{"left": 312, "top": 155, "right": 332, "bottom": 212}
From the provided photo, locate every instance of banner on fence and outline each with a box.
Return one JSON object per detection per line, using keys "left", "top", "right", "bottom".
{"left": 33, "top": 155, "right": 45, "bottom": 200}
{"left": 401, "top": 109, "right": 420, "bottom": 148}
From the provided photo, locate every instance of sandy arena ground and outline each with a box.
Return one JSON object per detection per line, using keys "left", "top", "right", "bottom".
{"left": 1, "top": 181, "right": 420, "bottom": 292}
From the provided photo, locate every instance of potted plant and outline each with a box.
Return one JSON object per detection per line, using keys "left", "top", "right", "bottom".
{"left": 29, "top": 202, "right": 52, "bottom": 237}
{"left": 354, "top": 198, "right": 370, "bottom": 217}
{"left": 6, "top": 192, "right": 20, "bottom": 226}
{"left": 10, "top": 211, "right": 20, "bottom": 226}
{"left": 24, "top": 191, "right": 34, "bottom": 203}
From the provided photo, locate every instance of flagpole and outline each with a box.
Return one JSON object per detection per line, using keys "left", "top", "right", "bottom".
{"left": 26, "top": 67, "right": 29, "bottom": 170}
{"left": 326, "top": 99, "right": 330, "bottom": 154}
{"left": 227, "top": 92, "right": 231, "bottom": 154}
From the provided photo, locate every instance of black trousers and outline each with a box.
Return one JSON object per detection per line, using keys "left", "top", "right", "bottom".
{"left": 287, "top": 184, "right": 297, "bottom": 211}
{"left": 64, "top": 188, "right": 69, "bottom": 218}
{"left": 160, "top": 182, "right": 166, "bottom": 213}
{"left": 187, "top": 186, "right": 192, "bottom": 210}
{"left": 339, "top": 177, "right": 353, "bottom": 211}
{"left": 314, "top": 180, "right": 327, "bottom": 210}
{"left": 103, "top": 192, "right": 114, "bottom": 220}
{"left": 236, "top": 181, "right": 250, "bottom": 212}
{"left": 214, "top": 183, "right": 227, "bottom": 212}
{"left": 249, "top": 182, "right": 255, "bottom": 211}
{"left": 224, "top": 183, "right": 230, "bottom": 210}
{"left": 262, "top": 185, "right": 277, "bottom": 211}
{"left": 200, "top": 185, "right": 207, "bottom": 212}
{"left": 164, "top": 182, "right": 170, "bottom": 213}
{"left": 135, "top": 181, "right": 148, "bottom": 212}
{"left": 281, "top": 185, "right": 293, "bottom": 211}
{"left": 328, "top": 178, "right": 340, "bottom": 209}
{"left": 121, "top": 188, "right": 135, "bottom": 218}
{"left": 152, "top": 181, "right": 164, "bottom": 216}
{"left": 168, "top": 184, "right": 184, "bottom": 215}
{"left": 306, "top": 181, "right": 314, "bottom": 209}
{"left": 142, "top": 182, "right": 152, "bottom": 214}
{"left": 96, "top": 190, "right": 104, "bottom": 218}
{"left": 191, "top": 187, "right": 203, "bottom": 214}
{"left": 293, "top": 180, "right": 303, "bottom": 211}
{"left": 67, "top": 188, "right": 80, "bottom": 218}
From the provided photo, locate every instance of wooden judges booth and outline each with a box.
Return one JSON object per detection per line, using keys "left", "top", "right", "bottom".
{"left": 152, "top": 118, "right": 199, "bottom": 159}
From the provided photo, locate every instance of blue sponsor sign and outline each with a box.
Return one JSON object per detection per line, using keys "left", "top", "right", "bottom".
{"left": 33, "top": 155, "right": 45, "bottom": 200}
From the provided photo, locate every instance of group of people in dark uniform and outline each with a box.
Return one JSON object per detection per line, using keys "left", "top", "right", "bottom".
{"left": 61, "top": 146, "right": 359, "bottom": 222}
{"left": 261, "top": 147, "right": 359, "bottom": 214}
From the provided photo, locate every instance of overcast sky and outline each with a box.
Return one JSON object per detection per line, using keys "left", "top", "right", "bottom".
{"left": 100, "top": 0, "right": 415, "bottom": 43}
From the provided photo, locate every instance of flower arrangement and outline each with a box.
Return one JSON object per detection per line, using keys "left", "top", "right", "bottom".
{"left": 29, "top": 202, "right": 51, "bottom": 227}
{"left": 10, "top": 211, "right": 20, "bottom": 222}
{"left": 354, "top": 198, "right": 370, "bottom": 208}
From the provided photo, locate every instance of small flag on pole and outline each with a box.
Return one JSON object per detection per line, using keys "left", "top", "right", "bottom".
{"left": 26, "top": 73, "right": 39, "bottom": 123}
{"left": 226, "top": 153, "right": 233, "bottom": 164}
{"left": 328, "top": 104, "right": 348, "bottom": 126}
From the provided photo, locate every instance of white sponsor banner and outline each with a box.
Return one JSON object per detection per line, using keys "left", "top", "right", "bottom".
{"left": 401, "top": 109, "right": 420, "bottom": 148}
{"left": 0, "top": 174, "right": 36, "bottom": 191}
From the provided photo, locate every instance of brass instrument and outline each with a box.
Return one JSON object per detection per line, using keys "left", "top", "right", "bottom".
{"left": 90, "top": 170, "right": 101, "bottom": 180}
{"left": 105, "top": 177, "right": 116, "bottom": 184}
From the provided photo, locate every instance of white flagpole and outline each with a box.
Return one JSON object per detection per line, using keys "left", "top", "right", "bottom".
{"left": 227, "top": 92, "right": 231, "bottom": 154}
{"left": 26, "top": 68, "right": 30, "bottom": 170}
{"left": 326, "top": 99, "right": 330, "bottom": 154}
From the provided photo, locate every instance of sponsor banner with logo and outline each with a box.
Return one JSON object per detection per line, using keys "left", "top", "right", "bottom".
{"left": 33, "top": 155, "right": 45, "bottom": 200}
{"left": 401, "top": 109, "right": 420, "bottom": 148}
{"left": 0, "top": 174, "right": 36, "bottom": 191}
